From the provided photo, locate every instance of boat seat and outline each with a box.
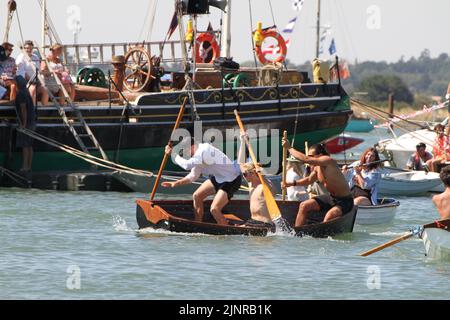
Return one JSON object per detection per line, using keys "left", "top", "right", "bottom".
{"left": 224, "top": 214, "right": 244, "bottom": 225}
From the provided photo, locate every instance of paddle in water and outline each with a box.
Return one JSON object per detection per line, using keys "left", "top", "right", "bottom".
{"left": 360, "top": 220, "right": 447, "bottom": 256}
{"left": 150, "top": 97, "right": 188, "bottom": 200}
{"left": 234, "top": 110, "right": 293, "bottom": 233}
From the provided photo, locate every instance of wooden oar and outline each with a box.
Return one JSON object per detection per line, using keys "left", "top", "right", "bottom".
{"left": 234, "top": 110, "right": 286, "bottom": 227}
{"left": 150, "top": 97, "right": 188, "bottom": 200}
{"left": 359, "top": 221, "right": 442, "bottom": 257}
{"left": 282, "top": 130, "right": 288, "bottom": 201}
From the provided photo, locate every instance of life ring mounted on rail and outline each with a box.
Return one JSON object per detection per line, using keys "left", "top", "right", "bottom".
{"left": 255, "top": 29, "right": 287, "bottom": 65}
{"left": 194, "top": 32, "right": 220, "bottom": 64}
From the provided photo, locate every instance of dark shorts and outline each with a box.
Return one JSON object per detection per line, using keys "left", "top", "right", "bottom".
{"left": 313, "top": 193, "right": 354, "bottom": 215}
{"left": 244, "top": 218, "right": 275, "bottom": 228}
{"left": 351, "top": 185, "right": 371, "bottom": 201}
{"left": 210, "top": 174, "right": 242, "bottom": 200}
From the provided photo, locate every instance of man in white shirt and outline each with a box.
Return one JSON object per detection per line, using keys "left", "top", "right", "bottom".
{"left": 16, "top": 40, "right": 48, "bottom": 105}
{"left": 162, "top": 138, "right": 242, "bottom": 225}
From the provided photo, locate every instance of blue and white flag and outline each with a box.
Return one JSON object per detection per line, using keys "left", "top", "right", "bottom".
{"left": 292, "top": 0, "right": 305, "bottom": 12}
{"left": 282, "top": 17, "right": 297, "bottom": 34}
{"left": 318, "top": 29, "right": 328, "bottom": 56}
{"left": 328, "top": 38, "right": 337, "bottom": 55}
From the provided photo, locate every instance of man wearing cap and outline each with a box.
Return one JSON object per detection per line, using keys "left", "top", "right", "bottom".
{"left": 1, "top": 42, "right": 17, "bottom": 100}
{"left": 406, "top": 142, "right": 433, "bottom": 171}
{"left": 162, "top": 138, "right": 242, "bottom": 225}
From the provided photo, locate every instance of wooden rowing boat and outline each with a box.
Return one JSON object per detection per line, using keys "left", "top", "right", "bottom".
{"left": 355, "top": 198, "right": 400, "bottom": 225}
{"left": 421, "top": 219, "right": 450, "bottom": 260}
{"left": 136, "top": 199, "right": 357, "bottom": 237}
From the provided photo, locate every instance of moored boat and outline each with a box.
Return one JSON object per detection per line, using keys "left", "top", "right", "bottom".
{"left": 421, "top": 219, "right": 450, "bottom": 260}
{"left": 324, "top": 134, "right": 364, "bottom": 154}
{"left": 355, "top": 198, "right": 400, "bottom": 225}
{"left": 136, "top": 199, "right": 357, "bottom": 237}
{"left": 379, "top": 170, "right": 443, "bottom": 196}
{"left": 345, "top": 118, "right": 375, "bottom": 133}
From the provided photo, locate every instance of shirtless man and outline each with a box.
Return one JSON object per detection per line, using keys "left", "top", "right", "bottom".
{"left": 281, "top": 139, "right": 353, "bottom": 227}
{"left": 240, "top": 162, "right": 275, "bottom": 228}
{"left": 432, "top": 165, "right": 450, "bottom": 220}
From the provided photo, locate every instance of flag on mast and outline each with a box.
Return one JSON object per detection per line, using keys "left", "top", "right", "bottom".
{"left": 328, "top": 38, "right": 337, "bottom": 55}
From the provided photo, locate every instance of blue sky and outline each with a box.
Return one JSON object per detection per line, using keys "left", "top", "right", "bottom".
{"left": 2, "top": 0, "right": 449, "bottom": 64}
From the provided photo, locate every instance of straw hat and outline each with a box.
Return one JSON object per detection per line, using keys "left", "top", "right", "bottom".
{"left": 50, "top": 43, "right": 63, "bottom": 51}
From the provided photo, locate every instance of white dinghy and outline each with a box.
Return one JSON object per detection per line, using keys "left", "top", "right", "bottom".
{"left": 356, "top": 198, "right": 400, "bottom": 225}
{"left": 421, "top": 219, "right": 450, "bottom": 260}
{"left": 379, "top": 170, "right": 443, "bottom": 196}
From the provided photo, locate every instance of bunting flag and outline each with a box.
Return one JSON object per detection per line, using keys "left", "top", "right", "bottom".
{"left": 262, "top": 17, "right": 297, "bottom": 56}
{"left": 282, "top": 17, "right": 297, "bottom": 34}
{"left": 318, "top": 28, "right": 328, "bottom": 56}
{"left": 166, "top": 10, "right": 179, "bottom": 40}
{"left": 328, "top": 38, "right": 337, "bottom": 55}
{"left": 292, "top": 0, "right": 305, "bottom": 12}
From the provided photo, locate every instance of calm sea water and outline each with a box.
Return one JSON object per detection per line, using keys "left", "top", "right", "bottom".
{"left": 1, "top": 130, "right": 449, "bottom": 300}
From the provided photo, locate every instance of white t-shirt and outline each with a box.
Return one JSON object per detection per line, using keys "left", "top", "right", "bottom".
{"left": 175, "top": 143, "right": 241, "bottom": 184}
{"left": 286, "top": 169, "right": 309, "bottom": 202}
{"left": 16, "top": 53, "right": 40, "bottom": 80}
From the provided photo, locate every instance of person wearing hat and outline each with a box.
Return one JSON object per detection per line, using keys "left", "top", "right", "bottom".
{"left": 283, "top": 156, "right": 309, "bottom": 202}
{"left": 0, "top": 42, "right": 17, "bottom": 100}
{"left": 41, "top": 43, "right": 75, "bottom": 105}
{"left": 406, "top": 142, "right": 433, "bottom": 171}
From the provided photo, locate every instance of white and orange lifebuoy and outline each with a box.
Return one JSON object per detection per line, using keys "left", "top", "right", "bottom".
{"left": 255, "top": 30, "right": 287, "bottom": 65}
{"left": 194, "top": 32, "right": 220, "bottom": 64}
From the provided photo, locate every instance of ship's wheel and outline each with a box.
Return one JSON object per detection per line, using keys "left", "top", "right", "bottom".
{"left": 123, "top": 47, "right": 154, "bottom": 92}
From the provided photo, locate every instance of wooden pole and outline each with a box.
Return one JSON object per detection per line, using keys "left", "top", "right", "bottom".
{"left": 282, "top": 131, "right": 288, "bottom": 201}
{"left": 315, "top": 0, "right": 321, "bottom": 58}
{"left": 388, "top": 93, "right": 395, "bottom": 118}
{"left": 150, "top": 97, "right": 188, "bottom": 200}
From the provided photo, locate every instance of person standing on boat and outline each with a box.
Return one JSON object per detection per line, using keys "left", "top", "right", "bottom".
{"left": 14, "top": 75, "right": 36, "bottom": 173}
{"left": 343, "top": 148, "right": 382, "bottom": 206}
{"left": 162, "top": 138, "right": 242, "bottom": 225}
{"left": 406, "top": 142, "right": 433, "bottom": 171}
{"left": 426, "top": 124, "right": 450, "bottom": 172}
{"left": 1, "top": 42, "right": 17, "bottom": 101}
{"left": 281, "top": 140, "right": 354, "bottom": 227}
{"left": 432, "top": 165, "right": 450, "bottom": 220}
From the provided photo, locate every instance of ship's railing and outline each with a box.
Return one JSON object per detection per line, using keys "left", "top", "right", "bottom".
{"left": 44, "top": 40, "right": 185, "bottom": 70}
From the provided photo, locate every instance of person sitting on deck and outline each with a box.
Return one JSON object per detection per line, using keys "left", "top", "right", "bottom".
{"left": 1, "top": 42, "right": 18, "bottom": 101}
{"left": 406, "top": 142, "right": 433, "bottom": 171}
{"left": 14, "top": 75, "right": 36, "bottom": 173}
{"left": 161, "top": 138, "right": 242, "bottom": 225}
{"left": 432, "top": 165, "right": 450, "bottom": 220}
{"left": 41, "top": 43, "right": 75, "bottom": 105}
{"left": 281, "top": 140, "right": 354, "bottom": 227}
{"left": 426, "top": 124, "right": 450, "bottom": 172}
{"left": 282, "top": 156, "right": 309, "bottom": 202}
{"left": 16, "top": 40, "right": 48, "bottom": 106}
{"left": 342, "top": 147, "right": 382, "bottom": 206}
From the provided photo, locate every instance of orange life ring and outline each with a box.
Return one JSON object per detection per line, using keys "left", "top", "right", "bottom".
{"left": 255, "top": 30, "right": 287, "bottom": 65}
{"left": 194, "top": 32, "right": 220, "bottom": 64}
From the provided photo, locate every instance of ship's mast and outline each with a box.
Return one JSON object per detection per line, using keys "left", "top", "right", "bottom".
{"left": 41, "top": 0, "right": 47, "bottom": 52}
{"left": 315, "top": 0, "right": 321, "bottom": 58}
{"left": 220, "top": 0, "right": 232, "bottom": 59}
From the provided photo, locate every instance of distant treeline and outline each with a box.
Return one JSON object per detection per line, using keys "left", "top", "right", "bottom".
{"left": 241, "top": 49, "right": 450, "bottom": 106}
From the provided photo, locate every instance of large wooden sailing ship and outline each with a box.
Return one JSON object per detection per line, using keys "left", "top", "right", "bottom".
{"left": 0, "top": 0, "right": 352, "bottom": 173}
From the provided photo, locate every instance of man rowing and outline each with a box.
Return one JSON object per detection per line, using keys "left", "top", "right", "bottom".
{"left": 162, "top": 138, "right": 242, "bottom": 225}
{"left": 432, "top": 165, "right": 450, "bottom": 220}
{"left": 281, "top": 139, "right": 353, "bottom": 227}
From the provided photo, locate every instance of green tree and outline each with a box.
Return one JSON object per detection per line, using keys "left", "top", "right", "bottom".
{"left": 357, "top": 74, "right": 414, "bottom": 104}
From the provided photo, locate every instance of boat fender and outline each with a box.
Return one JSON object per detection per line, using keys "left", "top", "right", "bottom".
{"left": 255, "top": 29, "right": 287, "bottom": 65}
{"left": 194, "top": 32, "right": 220, "bottom": 64}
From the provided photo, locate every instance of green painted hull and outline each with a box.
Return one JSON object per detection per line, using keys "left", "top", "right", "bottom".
{"left": 0, "top": 125, "right": 346, "bottom": 173}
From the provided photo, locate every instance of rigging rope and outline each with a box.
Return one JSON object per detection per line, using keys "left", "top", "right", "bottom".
{"left": 247, "top": 0, "right": 259, "bottom": 72}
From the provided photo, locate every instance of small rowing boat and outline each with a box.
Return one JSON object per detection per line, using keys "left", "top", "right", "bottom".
{"left": 379, "top": 170, "right": 443, "bottom": 196}
{"left": 421, "top": 219, "right": 450, "bottom": 260}
{"left": 136, "top": 199, "right": 357, "bottom": 237}
{"left": 355, "top": 198, "right": 400, "bottom": 225}
{"left": 324, "top": 134, "right": 364, "bottom": 154}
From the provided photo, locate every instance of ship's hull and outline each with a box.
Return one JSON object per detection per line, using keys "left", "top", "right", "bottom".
{"left": 0, "top": 83, "right": 352, "bottom": 172}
